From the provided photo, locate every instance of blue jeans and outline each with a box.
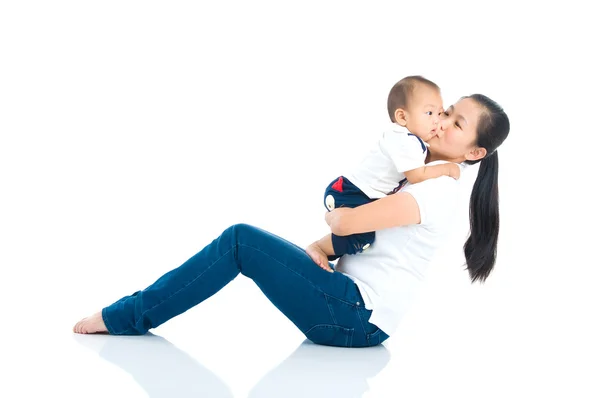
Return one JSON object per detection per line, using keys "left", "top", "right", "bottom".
{"left": 102, "top": 223, "right": 389, "bottom": 347}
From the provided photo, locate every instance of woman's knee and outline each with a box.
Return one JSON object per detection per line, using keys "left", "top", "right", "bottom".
{"left": 224, "top": 223, "right": 259, "bottom": 241}
{"left": 220, "top": 223, "right": 269, "bottom": 252}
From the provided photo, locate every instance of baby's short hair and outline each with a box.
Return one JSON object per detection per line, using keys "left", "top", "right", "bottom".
{"left": 387, "top": 75, "right": 440, "bottom": 122}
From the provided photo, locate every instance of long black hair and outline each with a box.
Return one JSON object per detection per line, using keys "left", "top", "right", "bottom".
{"left": 463, "top": 94, "right": 510, "bottom": 283}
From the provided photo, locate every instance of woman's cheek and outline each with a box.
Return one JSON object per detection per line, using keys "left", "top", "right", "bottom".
{"left": 445, "top": 129, "right": 459, "bottom": 147}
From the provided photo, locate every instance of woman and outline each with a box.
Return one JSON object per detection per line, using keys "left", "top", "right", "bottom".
{"left": 74, "top": 94, "right": 510, "bottom": 348}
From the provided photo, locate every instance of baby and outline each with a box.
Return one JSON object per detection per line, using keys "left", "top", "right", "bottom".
{"left": 309, "top": 76, "right": 460, "bottom": 268}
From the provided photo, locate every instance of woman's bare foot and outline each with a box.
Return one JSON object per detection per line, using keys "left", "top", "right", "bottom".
{"left": 73, "top": 312, "right": 109, "bottom": 334}
{"left": 306, "top": 243, "right": 334, "bottom": 273}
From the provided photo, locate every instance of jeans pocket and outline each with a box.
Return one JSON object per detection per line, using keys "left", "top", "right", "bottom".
{"left": 305, "top": 324, "right": 354, "bottom": 347}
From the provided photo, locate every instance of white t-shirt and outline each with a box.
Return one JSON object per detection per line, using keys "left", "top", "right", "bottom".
{"left": 345, "top": 124, "right": 428, "bottom": 199}
{"left": 335, "top": 161, "right": 480, "bottom": 336}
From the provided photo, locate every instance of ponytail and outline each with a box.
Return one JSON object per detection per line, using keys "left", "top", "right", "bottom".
{"left": 461, "top": 93, "right": 509, "bottom": 283}
{"left": 464, "top": 151, "right": 499, "bottom": 283}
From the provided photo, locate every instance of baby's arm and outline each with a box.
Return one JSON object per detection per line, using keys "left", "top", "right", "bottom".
{"left": 383, "top": 133, "right": 460, "bottom": 185}
{"left": 404, "top": 163, "right": 460, "bottom": 184}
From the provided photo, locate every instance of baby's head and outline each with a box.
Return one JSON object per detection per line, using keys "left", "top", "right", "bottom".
{"left": 387, "top": 76, "right": 443, "bottom": 141}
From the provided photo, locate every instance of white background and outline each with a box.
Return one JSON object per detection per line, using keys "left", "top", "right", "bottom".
{"left": 1, "top": 1, "right": 599, "bottom": 397}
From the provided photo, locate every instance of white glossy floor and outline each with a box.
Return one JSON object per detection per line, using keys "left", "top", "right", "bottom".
{"left": 69, "top": 329, "right": 391, "bottom": 398}
{"left": 2, "top": 1, "right": 598, "bottom": 397}
{"left": 4, "top": 266, "right": 600, "bottom": 397}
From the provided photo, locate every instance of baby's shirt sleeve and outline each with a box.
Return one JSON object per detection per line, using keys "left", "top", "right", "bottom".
{"left": 381, "top": 132, "right": 427, "bottom": 173}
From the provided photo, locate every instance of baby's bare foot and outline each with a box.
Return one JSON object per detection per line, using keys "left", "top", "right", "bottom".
{"left": 73, "top": 312, "right": 108, "bottom": 334}
{"left": 306, "top": 244, "right": 333, "bottom": 273}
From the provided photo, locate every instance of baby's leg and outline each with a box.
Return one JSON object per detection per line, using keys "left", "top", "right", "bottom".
{"left": 305, "top": 234, "right": 336, "bottom": 270}
{"left": 322, "top": 177, "right": 376, "bottom": 258}
{"left": 331, "top": 231, "right": 376, "bottom": 256}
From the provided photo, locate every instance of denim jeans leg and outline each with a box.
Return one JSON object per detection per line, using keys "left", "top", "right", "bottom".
{"left": 102, "top": 223, "right": 385, "bottom": 346}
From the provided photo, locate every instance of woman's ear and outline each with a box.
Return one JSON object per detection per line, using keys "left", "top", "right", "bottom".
{"left": 466, "top": 147, "right": 487, "bottom": 161}
{"left": 394, "top": 108, "right": 408, "bottom": 127}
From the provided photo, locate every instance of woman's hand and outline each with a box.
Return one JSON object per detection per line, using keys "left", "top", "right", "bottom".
{"left": 325, "top": 207, "right": 352, "bottom": 236}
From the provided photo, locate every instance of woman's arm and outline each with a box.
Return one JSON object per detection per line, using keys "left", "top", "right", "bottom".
{"left": 325, "top": 192, "right": 420, "bottom": 236}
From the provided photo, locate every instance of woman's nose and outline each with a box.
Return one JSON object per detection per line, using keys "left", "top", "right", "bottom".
{"left": 439, "top": 117, "right": 448, "bottom": 130}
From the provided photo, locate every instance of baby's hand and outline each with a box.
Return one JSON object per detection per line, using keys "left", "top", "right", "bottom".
{"left": 448, "top": 163, "right": 461, "bottom": 180}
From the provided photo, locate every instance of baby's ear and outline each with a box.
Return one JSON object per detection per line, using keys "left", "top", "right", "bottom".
{"left": 394, "top": 108, "right": 408, "bottom": 126}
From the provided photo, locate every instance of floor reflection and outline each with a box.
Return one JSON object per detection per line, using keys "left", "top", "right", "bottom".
{"left": 74, "top": 333, "right": 390, "bottom": 398}
{"left": 73, "top": 333, "right": 233, "bottom": 398}
{"left": 249, "top": 340, "right": 390, "bottom": 398}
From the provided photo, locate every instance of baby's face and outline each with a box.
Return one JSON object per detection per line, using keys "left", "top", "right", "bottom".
{"left": 406, "top": 85, "right": 444, "bottom": 141}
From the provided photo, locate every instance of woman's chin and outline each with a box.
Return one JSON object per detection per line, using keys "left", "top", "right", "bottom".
{"left": 427, "top": 136, "right": 440, "bottom": 150}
